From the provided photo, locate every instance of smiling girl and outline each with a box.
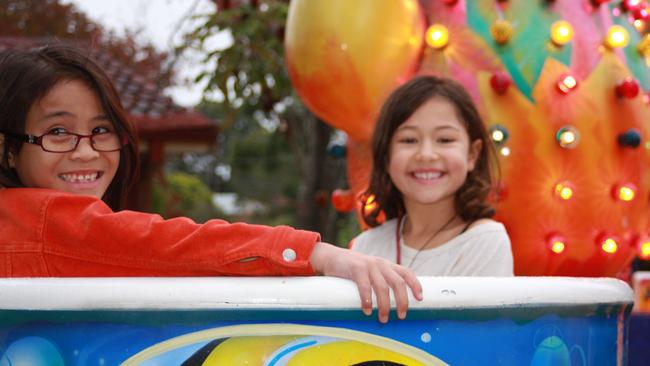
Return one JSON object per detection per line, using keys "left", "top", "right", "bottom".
{"left": 350, "top": 76, "right": 513, "bottom": 276}
{"left": 0, "top": 44, "right": 422, "bottom": 323}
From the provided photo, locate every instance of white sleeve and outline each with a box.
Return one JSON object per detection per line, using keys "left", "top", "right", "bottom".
{"left": 452, "top": 230, "right": 514, "bottom": 276}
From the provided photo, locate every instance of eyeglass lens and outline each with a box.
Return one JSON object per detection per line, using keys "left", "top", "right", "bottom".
{"left": 42, "top": 132, "right": 120, "bottom": 152}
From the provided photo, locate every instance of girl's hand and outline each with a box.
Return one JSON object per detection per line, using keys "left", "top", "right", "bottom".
{"left": 309, "top": 242, "right": 423, "bottom": 323}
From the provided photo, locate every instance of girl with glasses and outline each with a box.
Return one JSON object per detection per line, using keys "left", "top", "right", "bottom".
{"left": 0, "top": 45, "right": 421, "bottom": 323}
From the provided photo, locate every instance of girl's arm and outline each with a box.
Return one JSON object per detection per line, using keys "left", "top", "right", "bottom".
{"left": 3, "top": 188, "right": 422, "bottom": 322}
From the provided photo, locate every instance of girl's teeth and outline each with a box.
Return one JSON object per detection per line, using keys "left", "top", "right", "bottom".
{"left": 414, "top": 172, "right": 442, "bottom": 179}
{"left": 61, "top": 173, "right": 98, "bottom": 183}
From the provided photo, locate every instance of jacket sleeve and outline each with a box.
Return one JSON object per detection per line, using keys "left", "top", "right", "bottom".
{"left": 39, "top": 194, "right": 319, "bottom": 277}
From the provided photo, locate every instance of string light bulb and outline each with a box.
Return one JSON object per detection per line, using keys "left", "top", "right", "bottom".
{"left": 613, "top": 183, "right": 637, "bottom": 202}
{"left": 622, "top": 0, "right": 643, "bottom": 12}
{"left": 638, "top": 237, "right": 650, "bottom": 259}
{"left": 632, "top": 5, "right": 650, "bottom": 21}
{"left": 425, "top": 24, "right": 450, "bottom": 49}
{"left": 550, "top": 20, "right": 574, "bottom": 46}
{"left": 489, "top": 125, "right": 509, "bottom": 145}
{"left": 556, "top": 74, "right": 578, "bottom": 94}
{"left": 616, "top": 77, "right": 640, "bottom": 98}
{"left": 556, "top": 126, "right": 580, "bottom": 148}
{"left": 547, "top": 234, "right": 567, "bottom": 254}
{"left": 554, "top": 181, "right": 574, "bottom": 201}
{"left": 604, "top": 25, "right": 629, "bottom": 48}
{"left": 491, "top": 19, "right": 513, "bottom": 45}
{"left": 600, "top": 236, "right": 619, "bottom": 254}
{"left": 617, "top": 129, "right": 642, "bottom": 148}
{"left": 591, "top": 0, "right": 610, "bottom": 6}
{"left": 637, "top": 34, "right": 650, "bottom": 56}
{"left": 490, "top": 72, "right": 512, "bottom": 94}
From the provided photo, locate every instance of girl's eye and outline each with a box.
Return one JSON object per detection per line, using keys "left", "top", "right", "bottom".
{"left": 398, "top": 137, "right": 418, "bottom": 144}
{"left": 438, "top": 137, "right": 455, "bottom": 144}
{"left": 46, "top": 127, "right": 69, "bottom": 136}
{"left": 92, "top": 126, "right": 111, "bottom": 134}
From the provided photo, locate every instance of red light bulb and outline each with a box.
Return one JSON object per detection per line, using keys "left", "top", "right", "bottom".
{"left": 490, "top": 72, "right": 512, "bottom": 94}
{"left": 616, "top": 77, "right": 640, "bottom": 99}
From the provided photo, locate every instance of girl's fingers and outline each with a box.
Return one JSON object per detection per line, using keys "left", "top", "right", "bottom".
{"left": 352, "top": 269, "right": 373, "bottom": 316}
{"left": 392, "top": 264, "right": 423, "bottom": 301}
{"left": 314, "top": 244, "right": 423, "bottom": 322}
{"left": 368, "top": 264, "right": 391, "bottom": 323}
{"left": 379, "top": 264, "right": 410, "bottom": 320}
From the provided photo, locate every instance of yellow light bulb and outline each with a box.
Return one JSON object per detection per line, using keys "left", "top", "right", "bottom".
{"left": 491, "top": 19, "right": 513, "bottom": 45}
{"left": 641, "top": 241, "right": 650, "bottom": 259}
{"left": 618, "top": 185, "right": 636, "bottom": 201}
{"left": 500, "top": 146, "right": 511, "bottom": 156}
{"left": 637, "top": 34, "right": 650, "bottom": 56}
{"left": 551, "top": 240, "right": 566, "bottom": 254}
{"left": 554, "top": 183, "right": 574, "bottom": 200}
{"left": 550, "top": 20, "right": 574, "bottom": 46}
{"left": 605, "top": 25, "right": 629, "bottom": 48}
{"left": 634, "top": 19, "right": 645, "bottom": 32}
{"left": 425, "top": 24, "right": 449, "bottom": 49}
{"left": 601, "top": 238, "right": 618, "bottom": 254}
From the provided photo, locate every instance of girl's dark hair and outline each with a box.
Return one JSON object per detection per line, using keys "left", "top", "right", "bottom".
{"left": 0, "top": 44, "right": 139, "bottom": 210}
{"left": 362, "top": 75, "right": 498, "bottom": 227}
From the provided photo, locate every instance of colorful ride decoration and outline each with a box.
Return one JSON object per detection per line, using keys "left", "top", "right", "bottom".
{"left": 0, "top": 277, "right": 634, "bottom": 365}
{"left": 285, "top": 0, "right": 650, "bottom": 277}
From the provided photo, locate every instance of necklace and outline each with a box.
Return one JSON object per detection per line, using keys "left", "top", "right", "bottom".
{"left": 395, "top": 213, "right": 458, "bottom": 268}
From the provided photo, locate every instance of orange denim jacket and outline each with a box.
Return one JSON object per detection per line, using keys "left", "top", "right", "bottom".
{"left": 0, "top": 188, "right": 318, "bottom": 277}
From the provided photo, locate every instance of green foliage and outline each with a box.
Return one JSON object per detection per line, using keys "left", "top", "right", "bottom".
{"left": 184, "top": 0, "right": 350, "bottom": 242}
{"left": 329, "top": 212, "right": 361, "bottom": 248}
{"left": 186, "top": 0, "right": 291, "bottom": 127}
{"left": 152, "top": 171, "right": 223, "bottom": 223}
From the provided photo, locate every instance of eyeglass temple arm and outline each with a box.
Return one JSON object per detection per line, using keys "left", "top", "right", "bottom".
{"left": 0, "top": 131, "right": 38, "bottom": 144}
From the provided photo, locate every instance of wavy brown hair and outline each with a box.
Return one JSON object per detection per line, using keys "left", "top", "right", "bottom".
{"left": 362, "top": 75, "right": 498, "bottom": 227}
{"left": 0, "top": 44, "right": 139, "bottom": 210}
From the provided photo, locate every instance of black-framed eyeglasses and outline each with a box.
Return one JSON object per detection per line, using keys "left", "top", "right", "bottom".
{"left": 1, "top": 130, "right": 123, "bottom": 153}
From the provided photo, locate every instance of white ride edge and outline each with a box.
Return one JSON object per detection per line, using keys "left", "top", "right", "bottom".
{"left": 0, "top": 276, "right": 633, "bottom": 310}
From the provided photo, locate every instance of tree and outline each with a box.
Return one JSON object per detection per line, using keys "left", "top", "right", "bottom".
{"left": 0, "top": 0, "right": 173, "bottom": 88}
{"left": 184, "top": 0, "right": 352, "bottom": 242}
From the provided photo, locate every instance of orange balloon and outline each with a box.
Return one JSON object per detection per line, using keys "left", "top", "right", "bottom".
{"left": 285, "top": 0, "right": 425, "bottom": 142}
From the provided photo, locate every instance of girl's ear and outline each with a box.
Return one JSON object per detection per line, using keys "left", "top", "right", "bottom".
{"left": 467, "top": 139, "right": 482, "bottom": 171}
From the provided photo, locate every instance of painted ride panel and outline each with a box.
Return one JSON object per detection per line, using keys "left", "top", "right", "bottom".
{"left": 0, "top": 277, "right": 633, "bottom": 365}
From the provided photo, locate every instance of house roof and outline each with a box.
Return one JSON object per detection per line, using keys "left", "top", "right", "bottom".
{"left": 0, "top": 36, "right": 218, "bottom": 147}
